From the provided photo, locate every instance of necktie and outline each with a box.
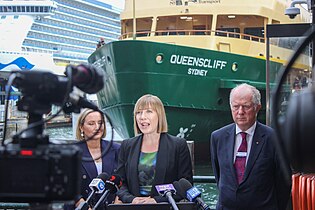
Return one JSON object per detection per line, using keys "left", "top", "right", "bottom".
{"left": 234, "top": 132, "right": 247, "bottom": 184}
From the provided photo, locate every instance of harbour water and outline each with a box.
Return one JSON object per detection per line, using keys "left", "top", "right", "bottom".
{"left": 46, "top": 126, "right": 218, "bottom": 209}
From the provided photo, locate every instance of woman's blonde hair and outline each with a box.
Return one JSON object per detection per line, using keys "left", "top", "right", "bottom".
{"left": 75, "top": 108, "right": 106, "bottom": 140}
{"left": 133, "top": 94, "right": 168, "bottom": 135}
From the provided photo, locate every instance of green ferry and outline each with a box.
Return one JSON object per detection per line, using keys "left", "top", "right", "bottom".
{"left": 88, "top": 0, "right": 310, "bottom": 162}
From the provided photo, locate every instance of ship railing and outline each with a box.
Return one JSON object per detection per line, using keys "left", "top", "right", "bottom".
{"left": 119, "top": 29, "right": 265, "bottom": 43}
{"left": 193, "top": 175, "right": 216, "bottom": 183}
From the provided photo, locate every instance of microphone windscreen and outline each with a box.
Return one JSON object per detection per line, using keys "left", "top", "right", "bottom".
{"left": 173, "top": 181, "right": 186, "bottom": 199}
{"left": 178, "top": 178, "right": 193, "bottom": 193}
{"left": 105, "top": 174, "right": 122, "bottom": 193}
{"left": 97, "top": 172, "right": 109, "bottom": 182}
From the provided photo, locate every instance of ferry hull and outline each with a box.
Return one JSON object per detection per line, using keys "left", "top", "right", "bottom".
{"left": 88, "top": 40, "right": 277, "bottom": 161}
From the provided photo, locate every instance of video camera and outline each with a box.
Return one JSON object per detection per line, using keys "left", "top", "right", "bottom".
{"left": 0, "top": 64, "right": 104, "bottom": 203}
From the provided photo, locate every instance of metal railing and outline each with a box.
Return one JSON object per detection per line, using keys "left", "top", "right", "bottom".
{"left": 119, "top": 29, "right": 265, "bottom": 43}
{"left": 193, "top": 175, "right": 216, "bottom": 183}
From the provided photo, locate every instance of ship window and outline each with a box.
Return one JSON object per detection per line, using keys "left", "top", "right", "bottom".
{"left": 176, "top": 0, "right": 183, "bottom": 5}
{"left": 215, "top": 28, "right": 240, "bottom": 38}
{"left": 121, "top": 18, "right": 152, "bottom": 37}
{"left": 243, "top": 27, "right": 264, "bottom": 41}
{"left": 155, "top": 15, "right": 212, "bottom": 36}
{"left": 193, "top": 25, "right": 206, "bottom": 35}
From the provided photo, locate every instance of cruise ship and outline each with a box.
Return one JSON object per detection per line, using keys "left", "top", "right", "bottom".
{"left": 0, "top": 0, "right": 122, "bottom": 117}
{"left": 0, "top": 0, "right": 122, "bottom": 65}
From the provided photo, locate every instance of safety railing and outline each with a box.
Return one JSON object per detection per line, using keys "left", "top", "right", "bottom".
{"left": 119, "top": 29, "right": 265, "bottom": 43}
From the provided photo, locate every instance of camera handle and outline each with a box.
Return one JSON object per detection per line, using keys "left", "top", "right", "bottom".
{"left": 12, "top": 112, "right": 49, "bottom": 148}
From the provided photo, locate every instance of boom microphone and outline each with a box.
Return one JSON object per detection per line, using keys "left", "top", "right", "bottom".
{"left": 66, "top": 63, "right": 104, "bottom": 94}
{"left": 178, "top": 178, "right": 210, "bottom": 210}
{"left": 93, "top": 174, "right": 122, "bottom": 210}
{"left": 155, "top": 184, "right": 179, "bottom": 210}
{"left": 63, "top": 95, "right": 99, "bottom": 113}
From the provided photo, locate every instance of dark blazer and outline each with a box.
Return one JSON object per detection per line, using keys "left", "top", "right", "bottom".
{"left": 210, "top": 122, "right": 291, "bottom": 210}
{"left": 116, "top": 133, "right": 193, "bottom": 203}
{"left": 79, "top": 139, "right": 120, "bottom": 205}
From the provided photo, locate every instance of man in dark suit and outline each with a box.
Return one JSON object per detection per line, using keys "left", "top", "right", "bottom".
{"left": 210, "top": 83, "right": 291, "bottom": 210}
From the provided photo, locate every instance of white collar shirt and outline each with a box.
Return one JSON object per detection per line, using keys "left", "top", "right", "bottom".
{"left": 234, "top": 122, "right": 257, "bottom": 165}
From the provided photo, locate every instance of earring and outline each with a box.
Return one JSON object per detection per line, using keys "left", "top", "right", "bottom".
{"left": 81, "top": 131, "right": 84, "bottom": 138}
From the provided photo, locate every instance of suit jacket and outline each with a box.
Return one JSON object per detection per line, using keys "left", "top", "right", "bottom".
{"left": 116, "top": 133, "right": 193, "bottom": 203}
{"left": 210, "top": 122, "right": 291, "bottom": 210}
{"left": 79, "top": 139, "right": 120, "bottom": 205}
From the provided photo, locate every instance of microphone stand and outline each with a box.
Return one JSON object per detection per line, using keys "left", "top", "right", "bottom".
{"left": 165, "top": 191, "right": 179, "bottom": 210}
{"left": 92, "top": 190, "right": 110, "bottom": 210}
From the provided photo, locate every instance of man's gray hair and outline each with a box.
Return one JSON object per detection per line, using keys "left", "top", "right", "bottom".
{"left": 229, "top": 83, "right": 261, "bottom": 105}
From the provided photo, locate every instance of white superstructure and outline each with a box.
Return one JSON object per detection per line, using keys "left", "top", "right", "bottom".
{"left": 0, "top": 0, "right": 121, "bottom": 69}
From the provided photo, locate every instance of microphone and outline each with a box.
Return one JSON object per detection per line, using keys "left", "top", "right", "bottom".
{"left": 66, "top": 63, "right": 104, "bottom": 94}
{"left": 76, "top": 172, "right": 109, "bottom": 210}
{"left": 93, "top": 174, "right": 122, "bottom": 210}
{"left": 86, "top": 173, "right": 108, "bottom": 202}
{"left": 155, "top": 184, "right": 179, "bottom": 210}
{"left": 63, "top": 94, "right": 99, "bottom": 113}
{"left": 173, "top": 180, "right": 186, "bottom": 200}
{"left": 178, "top": 178, "right": 210, "bottom": 210}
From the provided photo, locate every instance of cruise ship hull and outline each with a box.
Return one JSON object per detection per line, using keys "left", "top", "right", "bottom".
{"left": 88, "top": 40, "right": 279, "bottom": 161}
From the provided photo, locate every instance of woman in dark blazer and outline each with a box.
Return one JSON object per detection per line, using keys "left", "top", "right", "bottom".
{"left": 116, "top": 94, "right": 193, "bottom": 204}
{"left": 75, "top": 108, "right": 120, "bottom": 208}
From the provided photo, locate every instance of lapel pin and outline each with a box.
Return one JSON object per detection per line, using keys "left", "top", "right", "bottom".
{"left": 256, "top": 141, "right": 259, "bottom": 145}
